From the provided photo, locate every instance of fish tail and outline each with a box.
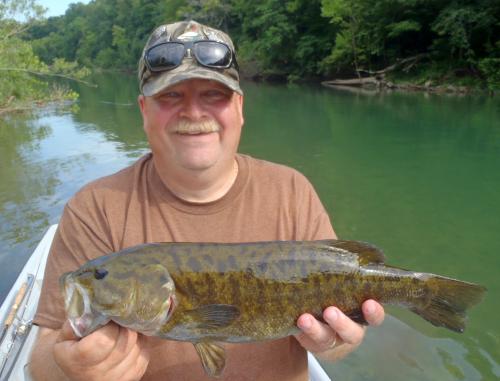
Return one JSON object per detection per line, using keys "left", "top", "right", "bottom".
{"left": 411, "top": 275, "right": 486, "bottom": 333}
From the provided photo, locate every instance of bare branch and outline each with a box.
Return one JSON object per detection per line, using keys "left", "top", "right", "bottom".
{"left": 357, "top": 54, "right": 429, "bottom": 76}
{"left": 3, "top": 23, "right": 32, "bottom": 40}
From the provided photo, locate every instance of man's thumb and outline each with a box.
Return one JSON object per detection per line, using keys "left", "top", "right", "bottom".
{"left": 56, "top": 320, "right": 79, "bottom": 343}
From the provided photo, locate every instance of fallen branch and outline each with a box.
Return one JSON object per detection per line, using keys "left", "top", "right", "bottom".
{"left": 0, "top": 104, "right": 34, "bottom": 115}
{"left": 0, "top": 68, "right": 97, "bottom": 87}
{"left": 322, "top": 76, "right": 379, "bottom": 87}
{"left": 322, "top": 54, "right": 431, "bottom": 90}
{"left": 0, "top": 97, "right": 74, "bottom": 116}
{"left": 357, "top": 53, "right": 428, "bottom": 76}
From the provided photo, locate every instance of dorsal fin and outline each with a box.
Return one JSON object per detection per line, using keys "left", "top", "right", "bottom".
{"left": 317, "top": 239, "right": 385, "bottom": 265}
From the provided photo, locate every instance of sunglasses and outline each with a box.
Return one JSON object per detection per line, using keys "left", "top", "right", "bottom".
{"left": 144, "top": 40, "right": 238, "bottom": 73}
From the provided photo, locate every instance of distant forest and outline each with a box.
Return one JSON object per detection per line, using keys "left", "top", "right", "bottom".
{"left": 23, "top": 0, "right": 499, "bottom": 89}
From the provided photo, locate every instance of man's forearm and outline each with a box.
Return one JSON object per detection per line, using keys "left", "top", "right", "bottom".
{"left": 29, "top": 327, "right": 69, "bottom": 381}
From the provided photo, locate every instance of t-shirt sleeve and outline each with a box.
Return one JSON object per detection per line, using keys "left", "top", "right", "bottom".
{"left": 33, "top": 191, "right": 114, "bottom": 329}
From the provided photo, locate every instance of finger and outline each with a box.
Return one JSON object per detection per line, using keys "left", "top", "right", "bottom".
{"left": 132, "top": 335, "right": 151, "bottom": 376}
{"left": 295, "top": 313, "right": 338, "bottom": 352}
{"left": 323, "top": 307, "right": 365, "bottom": 346}
{"left": 109, "top": 327, "right": 140, "bottom": 364}
{"left": 57, "top": 320, "right": 79, "bottom": 343}
{"left": 75, "top": 322, "right": 121, "bottom": 366}
{"left": 128, "top": 343, "right": 150, "bottom": 381}
{"left": 107, "top": 333, "right": 150, "bottom": 381}
{"left": 54, "top": 320, "right": 80, "bottom": 369}
{"left": 91, "top": 325, "right": 138, "bottom": 370}
{"left": 362, "top": 299, "right": 385, "bottom": 326}
{"left": 135, "top": 346, "right": 151, "bottom": 379}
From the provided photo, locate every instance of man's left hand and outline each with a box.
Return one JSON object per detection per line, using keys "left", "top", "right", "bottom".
{"left": 295, "top": 300, "right": 384, "bottom": 361}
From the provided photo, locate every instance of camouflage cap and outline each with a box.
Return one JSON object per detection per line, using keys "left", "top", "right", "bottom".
{"left": 138, "top": 20, "right": 242, "bottom": 96}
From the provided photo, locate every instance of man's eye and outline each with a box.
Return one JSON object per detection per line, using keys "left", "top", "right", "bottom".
{"left": 158, "top": 91, "right": 181, "bottom": 99}
{"left": 204, "top": 90, "right": 229, "bottom": 100}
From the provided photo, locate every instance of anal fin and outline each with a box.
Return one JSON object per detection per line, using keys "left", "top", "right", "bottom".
{"left": 194, "top": 341, "right": 226, "bottom": 378}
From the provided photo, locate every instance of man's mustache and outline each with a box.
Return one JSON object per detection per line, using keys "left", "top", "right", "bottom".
{"left": 172, "top": 119, "right": 221, "bottom": 134}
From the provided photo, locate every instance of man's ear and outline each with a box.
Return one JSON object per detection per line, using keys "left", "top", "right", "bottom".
{"left": 138, "top": 94, "right": 145, "bottom": 114}
{"left": 238, "top": 94, "right": 244, "bottom": 126}
{"left": 138, "top": 95, "right": 148, "bottom": 132}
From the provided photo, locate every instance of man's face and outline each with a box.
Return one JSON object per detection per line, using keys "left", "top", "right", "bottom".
{"left": 138, "top": 78, "right": 244, "bottom": 173}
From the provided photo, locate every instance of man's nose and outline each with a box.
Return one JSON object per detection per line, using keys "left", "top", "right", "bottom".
{"left": 179, "top": 96, "right": 206, "bottom": 121}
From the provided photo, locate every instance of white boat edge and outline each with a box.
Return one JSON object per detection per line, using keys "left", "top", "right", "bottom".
{"left": 0, "top": 224, "right": 331, "bottom": 381}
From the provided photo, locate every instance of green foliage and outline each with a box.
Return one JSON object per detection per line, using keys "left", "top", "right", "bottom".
{"left": 0, "top": 0, "right": 89, "bottom": 115}
{"left": 234, "top": 0, "right": 336, "bottom": 80}
{"left": 431, "top": 3, "right": 495, "bottom": 62}
{"left": 318, "top": 0, "right": 499, "bottom": 87}
{"left": 386, "top": 20, "right": 421, "bottom": 39}
{"left": 17, "top": 0, "right": 500, "bottom": 89}
{"left": 478, "top": 58, "right": 500, "bottom": 90}
{"left": 320, "top": 0, "right": 433, "bottom": 73}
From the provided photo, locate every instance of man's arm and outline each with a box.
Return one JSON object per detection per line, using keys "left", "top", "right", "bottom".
{"left": 29, "top": 322, "right": 150, "bottom": 381}
{"left": 295, "top": 299, "right": 384, "bottom": 362}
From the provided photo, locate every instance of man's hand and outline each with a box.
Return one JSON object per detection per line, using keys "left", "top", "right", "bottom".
{"left": 53, "top": 321, "right": 150, "bottom": 381}
{"left": 295, "top": 300, "right": 384, "bottom": 361}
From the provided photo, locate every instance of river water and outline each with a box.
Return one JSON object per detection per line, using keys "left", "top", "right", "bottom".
{"left": 0, "top": 73, "right": 499, "bottom": 380}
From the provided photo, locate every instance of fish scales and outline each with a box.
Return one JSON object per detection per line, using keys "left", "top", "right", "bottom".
{"left": 116, "top": 243, "right": 414, "bottom": 339}
{"left": 61, "top": 239, "right": 486, "bottom": 377}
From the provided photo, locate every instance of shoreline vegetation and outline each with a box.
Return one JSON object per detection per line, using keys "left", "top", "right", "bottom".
{"left": 1, "top": 0, "right": 499, "bottom": 115}
{"left": 0, "top": 1, "right": 91, "bottom": 116}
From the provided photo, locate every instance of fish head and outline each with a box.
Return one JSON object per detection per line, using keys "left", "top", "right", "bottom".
{"left": 60, "top": 255, "right": 176, "bottom": 338}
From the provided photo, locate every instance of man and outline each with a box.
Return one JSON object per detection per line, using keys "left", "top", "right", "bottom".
{"left": 29, "top": 20, "right": 384, "bottom": 381}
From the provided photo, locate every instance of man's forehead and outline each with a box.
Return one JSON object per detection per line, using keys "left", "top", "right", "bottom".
{"left": 158, "top": 78, "right": 235, "bottom": 93}
{"left": 166, "top": 78, "right": 233, "bottom": 92}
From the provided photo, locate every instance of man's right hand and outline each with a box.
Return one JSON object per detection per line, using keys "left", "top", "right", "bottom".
{"left": 53, "top": 320, "right": 150, "bottom": 381}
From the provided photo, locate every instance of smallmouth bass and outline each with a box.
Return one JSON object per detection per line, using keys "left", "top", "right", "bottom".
{"left": 60, "top": 240, "right": 486, "bottom": 377}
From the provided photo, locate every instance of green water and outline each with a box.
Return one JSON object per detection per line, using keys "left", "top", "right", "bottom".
{"left": 0, "top": 74, "right": 498, "bottom": 380}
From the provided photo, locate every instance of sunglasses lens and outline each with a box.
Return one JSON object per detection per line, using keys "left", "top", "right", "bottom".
{"left": 194, "top": 41, "right": 231, "bottom": 68}
{"left": 147, "top": 43, "right": 185, "bottom": 71}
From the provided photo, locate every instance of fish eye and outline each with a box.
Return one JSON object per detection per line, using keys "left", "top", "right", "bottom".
{"left": 94, "top": 268, "right": 108, "bottom": 280}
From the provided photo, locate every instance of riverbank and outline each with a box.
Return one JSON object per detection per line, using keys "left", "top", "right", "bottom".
{"left": 241, "top": 63, "right": 497, "bottom": 96}
{"left": 321, "top": 75, "right": 495, "bottom": 95}
{"left": 1, "top": 66, "right": 495, "bottom": 118}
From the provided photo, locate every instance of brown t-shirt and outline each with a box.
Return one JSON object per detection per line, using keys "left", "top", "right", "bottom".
{"left": 34, "top": 153, "right": 335, "bottom": 381}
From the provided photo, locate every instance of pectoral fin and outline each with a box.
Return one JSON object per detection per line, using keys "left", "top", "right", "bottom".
{"left": 194, "top": 341, "right": 226, "bottom": 378}
{"left": 186, "top": 304, "right": 240, "bottom": 329}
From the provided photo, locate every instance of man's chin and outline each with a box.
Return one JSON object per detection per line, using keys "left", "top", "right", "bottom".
{"left": 177, "top": 156, "right": 219, "bottom": 171}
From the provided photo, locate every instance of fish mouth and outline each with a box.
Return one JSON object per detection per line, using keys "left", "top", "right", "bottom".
{"left": 62, "top": 274, "right": 110, "bottom": 337}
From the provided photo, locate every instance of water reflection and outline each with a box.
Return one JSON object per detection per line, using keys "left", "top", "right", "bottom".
{"left": 0, "top": 114, "right": 55, "bottom": 292}
{"left": 0, "top": 106, "right": 148, "bottom": 301}
{"left": 71, "top": 72, "right": 147, "bottom": 157}
{"left": 323, "top": 315, "right": 490, "bottom": 381}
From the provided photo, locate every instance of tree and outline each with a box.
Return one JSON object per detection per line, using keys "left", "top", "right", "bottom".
{"left": 19, "top": 0, "right": 500, "bottom": 88}
{"left": 0, "top": 0, "right": 89, "bottom": 115}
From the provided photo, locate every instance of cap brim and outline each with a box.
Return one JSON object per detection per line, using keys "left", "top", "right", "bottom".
{"left": 142, "top": 60, "right": 242, "bottom": 96}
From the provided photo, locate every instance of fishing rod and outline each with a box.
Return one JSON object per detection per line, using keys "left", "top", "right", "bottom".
{"left": 0, "top": 274, "right": 35, "bottom": 379}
